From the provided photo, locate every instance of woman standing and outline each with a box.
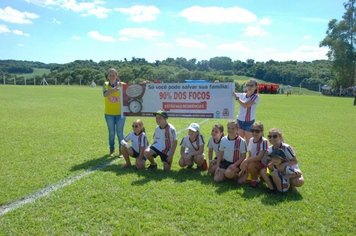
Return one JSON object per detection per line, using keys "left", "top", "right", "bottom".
{"left": 232, "top": 79, "right": 259, "bottom": 144}
{"left": 103, "top": 68, "right": 126, "bottom": 157}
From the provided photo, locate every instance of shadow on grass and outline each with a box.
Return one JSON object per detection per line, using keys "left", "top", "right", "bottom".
{"left": 71, "top": 157, "right": 304, "bottom": 202}
{"left": 70, "top": 154, "right": 116, "bottom": 172}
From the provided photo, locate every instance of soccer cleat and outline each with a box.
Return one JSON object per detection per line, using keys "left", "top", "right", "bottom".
{"left": 202, "top": 158, "right": 208, "bottom": 171}
{"left": 146, "top": 164, "right": 157, "bottom": 171}
{"left": 250, "top": 180, "right": 260, "bottom": 188}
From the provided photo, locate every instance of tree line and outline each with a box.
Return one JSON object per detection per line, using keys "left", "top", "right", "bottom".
{"left": 1, "top": 57, "right": 334, "bottom": 91}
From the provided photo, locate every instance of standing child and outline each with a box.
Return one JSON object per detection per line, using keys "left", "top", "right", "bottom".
{"left": 120, "top": 119, "right": 148, "bottom": 170}
{"left": 260, "top": 128, "right": 304, "bottom": 193}
{"left": 239, "top": 122, "right": 269, "bottom": 188}
{"left": 179, "top": 123, "right": 207, "bottom": 170}
{"left": 232, "top": 79, "right": 260, "bottom": 145}
{"left": 214, "top": 120, "right": 247, "bottom": 183}
{"left": 207, "top": 124, "right": 224, "bottom": 174}
{"left": 262, "top": 148, "right": 302, "bottom": 193}
{"left": 144, "top": 110, "right": 177, "bottom": 171}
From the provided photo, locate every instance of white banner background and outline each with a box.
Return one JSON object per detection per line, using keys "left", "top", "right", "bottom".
{"left": 121, "top": 82, "right": 235, "bottom": 119}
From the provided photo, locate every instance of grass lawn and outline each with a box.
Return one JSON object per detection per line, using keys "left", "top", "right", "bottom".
{"left": 0, "top": 85, "right": 355, "bottom": 235}
{"left": 14, "top": 68, "right": 51, "bottom": 78}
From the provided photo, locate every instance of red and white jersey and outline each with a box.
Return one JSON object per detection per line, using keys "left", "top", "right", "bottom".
{"left": 124, "top": 131, "right": 148, "bottom": 153}
{"left": 247, "top": 137, "right": 269, "bottom": 166}
{"left": 207, "top": 136, "right": 222, "bottom": 157}
{"left": 219, "top": 135, "right": 247, "bottom": 163}
{"left": 236, "top": 93, "right": 259, "bottom": 122}
{"left": 153, "top": 123, "right": 177, "bottom": 156}
{"left": 268, "top": 142, "right": 299, "bottom": 170}
{"left": 180, "top": 134, "right": 205, "bottom": 154}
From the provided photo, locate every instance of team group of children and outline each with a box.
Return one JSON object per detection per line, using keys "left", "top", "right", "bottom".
{"left": 119, "top": 109, "right": 304, "bottom": 195}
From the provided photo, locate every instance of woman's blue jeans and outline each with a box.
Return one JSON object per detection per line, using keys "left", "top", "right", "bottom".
{"left": 105, "top": 114, "right": 126, "bottom": 150}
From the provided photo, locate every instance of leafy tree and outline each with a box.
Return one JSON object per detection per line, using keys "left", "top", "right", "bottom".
{"left": 320, "top": 0, "right": 356, "bottom": 87}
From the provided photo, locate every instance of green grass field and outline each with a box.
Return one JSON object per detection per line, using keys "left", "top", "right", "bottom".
{"left": 14, "top": 68, "right": 51, "bottom": 78}
{"left": 0, "top": 85, "right": 355, "bottom": 235}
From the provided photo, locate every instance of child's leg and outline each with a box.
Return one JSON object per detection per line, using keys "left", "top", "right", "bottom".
{"left": 144, "top": 148, "right": 156, "bottom": 165}
{"left": 163, "top": 162, "right": 171, "bottom": 171}
{"left": 290, "top": 175, "right": 304, "bottom": 187}
{"left": 135, "top": 158, "right": 146, "bottom": 170}
{"left": 260, "top": 168, "right": 274, "bottom": 190}
{"left": 225, "top": 165, "right": 239, "bottom": 180}
{"left": 248, "top": 161, "right": 262, "bottom": 180}
{"left": 237, "top": 167, "right": 250, "bottom": 184}
{"left": 208, "top": 160, "right": 217, "bottom": 174}
{"left": 179, "top": 155, "right": 192, "bottom": 167}
{"left": 272, "top": 170, "right": 283, "bottom": 192}
{"left": 120, "top": 146, "right": 133, "bottom": 168}
{"left": 194, "top": 154, "right": 204, "bottom": 166}
{"left": 214, "top": 168, "right": 226, "bottom": 182}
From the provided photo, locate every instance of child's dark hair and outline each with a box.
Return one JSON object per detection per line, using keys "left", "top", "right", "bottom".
{"left": 213, "top": 124, "right": 224, "bottom": 136}
{"left": 227, "top": 120, "right": 239, "bottom": 129}
{"left": 248, "top": 79, "right": 258, "bottom": 94}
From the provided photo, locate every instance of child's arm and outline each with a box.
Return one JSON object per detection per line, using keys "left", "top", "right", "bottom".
{"left": 180, "top": 146, "right": 187, "bottom": 157}
{"left": 277, "top": 157, "right": 298, "bottom": 172}
{"left": 208, "top": 148, "right": 214, "bottom": 161}
{"left": 187, "top": 145, "right": 204, "bottom": 157}
{"left": 215, "top": 150, "right": 224, "bottom": 170}
{"left": 232, "top": 152, "right": 246, "bottom": 169}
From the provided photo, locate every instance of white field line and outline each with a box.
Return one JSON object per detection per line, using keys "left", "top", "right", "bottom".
{"left": 0, "top": 119, "right": 209, "bottom": 216}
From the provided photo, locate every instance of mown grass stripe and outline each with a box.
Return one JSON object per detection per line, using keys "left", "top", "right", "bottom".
{"left": 0, "top": 119, "right": 208, "bottom": 216}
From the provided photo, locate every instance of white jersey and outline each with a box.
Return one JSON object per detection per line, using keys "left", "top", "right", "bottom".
{"left": 124, "top": 131, "right": 148, "bottom": 153}
{"left": 247, "top": 137, "right": 269, "bottom": 166}
{"left": 180, "top": 134, "right": 205, "bottom": 154}
{"left": 235, "top": 93, "right": 259, "bottom": 122}
{"left": 268, "top": 142, "right": 300, "bottom": 170}
{"left": 219, "top": 135, "right": 247, "bottom": 163}
{"left": 207, "top": 136, "right": 222, "bottom": 157}
{"left": 152, "top": 123, "right": 177, "bottom": 156}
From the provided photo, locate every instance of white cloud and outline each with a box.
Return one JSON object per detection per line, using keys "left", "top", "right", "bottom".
{"left": 17, "top": 44, "right": 24, "bottom": 47}
{"left": 180, "top": 6, "right": 257, "bottom": 24}
{"left": 0, "top": 6, "right": 39, "bottom": 24}
{"left": 176, "top": 38, "right": 207, "bottom": 49}
{"left": 118, "top": 27, "right": 164, "bottom": 40}
{"left": 72, "top": 35, "right": 80, "bottom": 40}
{"left": 272, "top": 46, "right": 329, "bottom": 61}
{"left": 216, "top": 41, "right": 249, "bottom": 52}
{"left": 118, "top": 37, "right": 133, "bottom": 42}
{"left": 241, "top": 25, "right": 268, "bottom": 36}
{"left": 264, "top": 47, "right": 276, "bottom": 52}
{"left": 53, "top": 18, "right": 60, "bottom": 24}
{"left": 258, "top": 17, "right": 272, "bottom": 25}
{"left": 115, "top": 5, "right": 161, "bottom": 22}
{"left": 179, "top": 31, "right": 186, "bottom": 34}
{"left": 12, "top": 29, "right": 30, "bottom": 36}
{"left": 82, "top": 6, "right": 111, "bottom": 18}
{"left": 0, "top": 24, "right": 10, "bottom": 33}
{"left": 25, "top": 0, "right": 110, "bottom": 18}
{"left": 88, "top": 31, "right": 115, "bottom": 42}
{"left": 195, "top": 34, "right": 213, "bottom": 38}
{"left": 304, "top": 35, "right": 312, "bottom": 39}
{"left": 157, "top": 42, "right": 173, "bottom": 47}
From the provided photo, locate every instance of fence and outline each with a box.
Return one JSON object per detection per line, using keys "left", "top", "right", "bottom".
{"left": 2, "top": 75, "right": 97, "bottom": 87}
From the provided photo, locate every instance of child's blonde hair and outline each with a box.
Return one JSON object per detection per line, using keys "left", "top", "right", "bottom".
{"left": 134, "top": 119, "right": 145, "bottom": 133}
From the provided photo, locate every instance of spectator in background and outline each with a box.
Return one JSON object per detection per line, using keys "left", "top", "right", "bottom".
{"left": 286, "top": 85, "right": 291, "bottom": 96}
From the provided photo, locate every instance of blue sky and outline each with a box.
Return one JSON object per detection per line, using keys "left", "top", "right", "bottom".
{"left": 0, "top": 0, "right": 347, "bottom": 64}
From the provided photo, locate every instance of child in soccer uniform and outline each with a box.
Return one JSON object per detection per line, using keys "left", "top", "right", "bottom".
{"left": 239, "top": 122, "right": 269, "bottom": 187}
{"left": 120, "top": 119, "right": 148, "bottom": 170}
{"left": 145, "top": 110, "right": 177, "bottom": 171}
{"left": 263, "top": 148, "right": 302, "bottom": 193}
{"left": 214, "top": 120, "right": 247, "bottom": 183}
{"left": 179, "top": 123, "right": 207, "bottom": 170}
{"left": 260, "top": 128, "right": 304, "bottom": 193}
{"left": 207, "top": 124, "right": 224, "bottom": 174}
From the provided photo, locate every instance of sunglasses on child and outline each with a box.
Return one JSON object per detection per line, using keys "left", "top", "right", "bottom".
{"left": 250, "top": 129, "right": 261, "bottom": 133}
{"left": 132, "top": 125, "right": 139, "bottom": 128}
{"left": 267, "top": 134, "right": 279, "bottom": 139}
{"left": 246, "top": 83, "right": 255, "bottom": 87}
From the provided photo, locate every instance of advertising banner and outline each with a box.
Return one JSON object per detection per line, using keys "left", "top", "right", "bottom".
{"left": 121, "top": 82, "right": 235, "bottom": 119}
